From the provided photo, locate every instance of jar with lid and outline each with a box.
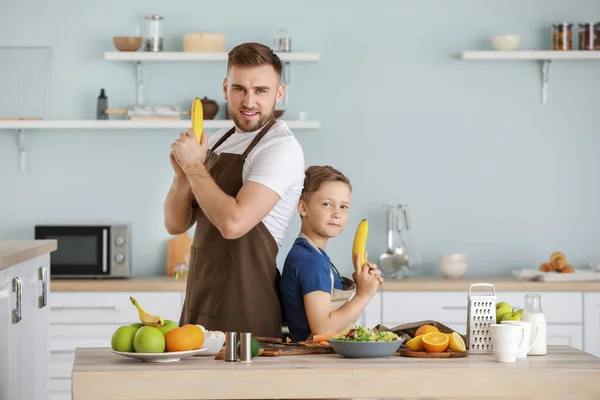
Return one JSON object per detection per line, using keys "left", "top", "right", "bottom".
{"left": 552, "top": 23, "right": 573, "bottom": 50}
{"left": 144, "top": 14, "right": 164, "bottom": 52}
{"left": 578, "top": 23, "right": 596, "bottom": 50}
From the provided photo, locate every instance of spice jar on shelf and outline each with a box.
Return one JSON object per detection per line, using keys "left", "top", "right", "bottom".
{"left": 552, "top": 23, "right": 573, "bottom": 50}
{"left": 578, "top": 23, "right": 596, "bottom": 50}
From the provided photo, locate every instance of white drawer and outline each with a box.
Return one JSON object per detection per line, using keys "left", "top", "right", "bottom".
{"left": 50, "top": 352, "right": 74, "bottom": 379}
{"left": 50, "top": 324, "right": 123, "bottom": 352}
{"left": 50, "top": 377, "right": 71, "bottom": 393}
{"left": 494, "top": 291, "right": 582, "bottom": 323}
{"left": 381, "top": 292, "right": 469, "bottom": 325}
{"left": 380, "top": 290, "right": 583, "bottom": 327}
{"left": 50, "top": 291, "right": 182, "bottom": 324}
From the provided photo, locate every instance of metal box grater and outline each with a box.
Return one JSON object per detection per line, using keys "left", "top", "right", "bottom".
{"left": 466, "top": 283, "right": 496, "bottom": 354}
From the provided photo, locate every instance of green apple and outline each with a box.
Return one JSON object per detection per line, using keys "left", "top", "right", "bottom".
{"left": 130, "top": 323, "right": 144, "bottom": 329}
{"left": 111, "top": 325, "right": 138, "bottom": 352}
{"left": 159, "top": 319, "right": 178, "bottom": 335}
{"left": 501, "top": 309, "right": 522, "bottom": 321}
{"left": 496, "top": 302, "right": 513, "bottom": 323}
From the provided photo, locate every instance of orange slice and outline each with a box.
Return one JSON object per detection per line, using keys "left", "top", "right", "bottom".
{"left": 422, "top": 332, "right": 449, "bottom": 353}
{"left": 445, "top": 332, "right": 466, "bottom": 352}
{"left": 405, "top": 334, "right": 424, "bottom": 351}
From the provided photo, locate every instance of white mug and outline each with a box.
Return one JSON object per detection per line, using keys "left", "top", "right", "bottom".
{"left": 490, "top": 323, "right": 526, "bottom": 363}
{"left": 501, "top": 320, "right": 539, "bottom": 358}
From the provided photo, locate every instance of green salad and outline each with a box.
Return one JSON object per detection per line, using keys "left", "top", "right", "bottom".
{"left": 333, "top": 325, "right": 399, "bottom": 342}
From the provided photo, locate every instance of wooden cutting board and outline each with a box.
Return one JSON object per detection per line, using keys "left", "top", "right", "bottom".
{"left": 166, "top": 233, "right": 192, "bottom": 277}
{"left": 398, "top": 347, "right": 468, "bottom": 358}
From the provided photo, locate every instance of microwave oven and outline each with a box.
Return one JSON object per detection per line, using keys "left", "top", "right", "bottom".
{"left": 35, "top": 225, "right": 131, "bottom": 278}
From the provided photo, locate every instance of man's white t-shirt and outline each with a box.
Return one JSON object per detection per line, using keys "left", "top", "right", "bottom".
{"left": 207, "top": 120, "right": 305, "bottom": 247}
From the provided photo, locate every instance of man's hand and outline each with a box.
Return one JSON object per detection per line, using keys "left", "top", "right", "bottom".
{"left": 169, "top": 151, "right": 186, "bottom": 179}
{"left": 171, "top": 128, "right": 208, "bottom": 175}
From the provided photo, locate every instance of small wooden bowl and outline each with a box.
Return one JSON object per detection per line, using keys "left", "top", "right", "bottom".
{"left": 113, "top": 36, "right": 142, "bottom": 52}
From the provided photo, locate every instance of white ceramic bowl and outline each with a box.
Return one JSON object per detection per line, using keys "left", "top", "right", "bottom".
{"left": 439, "top": 253, "right": 468, "bottom": 279}
{"left": 491, "top": 35, "right": 521, "bottom": 51}
{"left": 200, "top": 335, "right": 225, "bottom": 355}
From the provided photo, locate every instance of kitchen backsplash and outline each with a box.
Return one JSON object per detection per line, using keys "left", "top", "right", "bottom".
{"left": 2, "top": 0, "right": 600, "bottom": 277}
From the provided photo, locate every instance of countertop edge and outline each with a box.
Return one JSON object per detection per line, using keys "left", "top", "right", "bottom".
{"left": 49, "top": 275, "right": 600, "bottom": 292}
{"left": 0, "top": 240, "right": 57, "bottom": 271}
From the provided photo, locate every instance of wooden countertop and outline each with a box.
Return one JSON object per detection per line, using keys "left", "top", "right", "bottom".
{"left": 50, "top": 274, "right": 600, "bottom": 292}
{"left": 71, "top": 346, "right": 600, "bottom": 399}
{"left": 0, "top": 240, "right": 57, "bottom": 271}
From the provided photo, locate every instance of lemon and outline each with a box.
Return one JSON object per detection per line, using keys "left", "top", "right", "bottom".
{"left": 445, "top": 332, "right": 466, "bottom": 352}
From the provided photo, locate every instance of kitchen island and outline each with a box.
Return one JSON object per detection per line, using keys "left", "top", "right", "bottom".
{"left": 72, "top": 345, "right": 600, "bottom": 399}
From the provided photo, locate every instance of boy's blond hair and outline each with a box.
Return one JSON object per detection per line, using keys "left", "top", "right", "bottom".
{"left": 300, "top": 165, "right": 352, "bottom": 203}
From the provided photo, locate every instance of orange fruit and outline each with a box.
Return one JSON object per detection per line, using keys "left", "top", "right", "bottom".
{"left": 445, "top": 332, "right": 466, "bottom": 352}
{"left": 415, "top": 324, "right": 439, "bottom": 337}
{"left": 422, "top": 332, "right": 449, "bottom": 353}
{"left": 405, "top": 334, "right": 424, "bottom": 351}
{"left": 164, "top": 327, "right": 200, "bottom": 352}
{"left": 182, "top": 324, "right": 205, "bottom": 349}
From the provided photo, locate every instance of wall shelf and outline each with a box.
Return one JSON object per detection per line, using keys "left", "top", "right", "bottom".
{"left": 0, "top": 119, "right": 320, "bottom": 172}
{"left": 0, "top": 119, "right": 320, "bottom": 130}
{"left": 104, "top": 51, "right": 320, "bottom": 62}
{"left": 460, "top": 50, "right": 600, "bottom": 104}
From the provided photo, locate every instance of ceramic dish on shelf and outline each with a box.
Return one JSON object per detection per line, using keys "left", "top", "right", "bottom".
{"left": 111, "top": 348, "right": 207, "bottom": 363}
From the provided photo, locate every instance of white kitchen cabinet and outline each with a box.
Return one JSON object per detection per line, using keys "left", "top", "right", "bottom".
{"left": 583, "top": 293, "right": 600, "bottom": 357}
{"left": 49, "top": 290, "right": 183, "bottom": 400}
{"left": 0, "top": 254, "right": 50, "bottom": 400}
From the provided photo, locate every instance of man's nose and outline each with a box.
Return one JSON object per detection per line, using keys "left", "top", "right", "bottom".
{"left": 243, "top": 92, "right": 256, "bottom": 107}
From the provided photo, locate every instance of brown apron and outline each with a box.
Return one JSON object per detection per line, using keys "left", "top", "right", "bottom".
{"left": 297, "top": 233, "right": 357, "bottom": 330}
{"left": 179, "top": 118, "right": 283, "bottom": 338}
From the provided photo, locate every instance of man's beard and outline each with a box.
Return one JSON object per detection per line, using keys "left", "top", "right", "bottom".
{"left": 229, "top": 103, "right": 275, "bottom": 133}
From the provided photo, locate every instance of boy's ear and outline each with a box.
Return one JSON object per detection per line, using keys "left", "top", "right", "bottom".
{"left": 297, "top": 199, "right": 308, "bottom": 217}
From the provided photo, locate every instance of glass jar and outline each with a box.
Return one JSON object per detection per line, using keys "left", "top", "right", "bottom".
{"left": 144, "top": 14, "right": 164, "bottom": 52}
{"left": 520, "top": 294, "right": 547, "bottom": 356}
{"left": 578, "top": 23, "right": 596, "bottom": 50}
{"left": 552, "top": 23, "right": 573, "bottom": 50}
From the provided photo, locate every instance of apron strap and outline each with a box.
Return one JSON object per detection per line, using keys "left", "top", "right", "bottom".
{"left": 210, "top": 127, "right": 236, "bottom": 152}
{"left": 242, "top": 118, "right": 276, "bottom": 157}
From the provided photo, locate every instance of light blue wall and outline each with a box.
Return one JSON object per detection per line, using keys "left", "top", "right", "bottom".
{"left": 2, "top": 0, "right": 600, "bottom": 277}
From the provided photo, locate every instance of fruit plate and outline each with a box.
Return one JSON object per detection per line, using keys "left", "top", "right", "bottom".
{"left": 327, "top": 339, "right": 404, "bottom": 358}
{"left": 111, "top": 348, "right": 207, "bottom": 363}
{"left": 398, "top": 347, "right": 468, "bottom": 358}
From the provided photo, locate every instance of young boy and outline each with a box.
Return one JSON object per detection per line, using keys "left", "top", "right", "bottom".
{"left": 280, "top": 165, "right": 383, "bottom": 342}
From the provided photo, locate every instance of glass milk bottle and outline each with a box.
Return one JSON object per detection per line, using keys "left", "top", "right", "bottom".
{"left": 520, "top": 294, "right": 547, "bottom": 355}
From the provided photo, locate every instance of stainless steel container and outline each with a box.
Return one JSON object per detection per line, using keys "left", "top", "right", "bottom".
{"left": 225, "top": 332, "right": 237, "bottom": 362}
{"left": 239, "top": 332, "right": 252, "bottom": 362}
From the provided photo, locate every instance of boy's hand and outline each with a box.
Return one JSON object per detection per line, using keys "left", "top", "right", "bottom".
{"left": 352, "top": 253, "right": 383, "bottom": 301}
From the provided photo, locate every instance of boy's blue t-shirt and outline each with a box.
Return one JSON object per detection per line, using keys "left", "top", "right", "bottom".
{"left": 280, "top": 237, "right": 344, "bottom": 341}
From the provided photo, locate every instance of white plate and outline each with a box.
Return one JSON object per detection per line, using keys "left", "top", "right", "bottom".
{"left": 512, "top": 268, "right": 600, "bottom": 282}
{"left": 111, "top": 348, "right": 207, "bottom": 362}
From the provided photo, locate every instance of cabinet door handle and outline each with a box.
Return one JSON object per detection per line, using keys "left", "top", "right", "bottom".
{"left": 38, "top": 266, "right": 48, "bottom": 308}
{"left": 442, "top": 306, "right": 467, "bottom": 310}
{"left": 12, "top": 277, "right": 22, "bottom": 324}
{"left": 50, "top": 306, "right": 119, "bottom": 311}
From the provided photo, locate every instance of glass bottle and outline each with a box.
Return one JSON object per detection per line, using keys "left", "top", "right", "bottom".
{"left": 520, "top": 294, "right": 547, "bottom": 355}
{"left": 552, "top": 23, "right": 573, "bottom": 50}
{"left": 144, "top": 14, "right": 164, "bottom": 52}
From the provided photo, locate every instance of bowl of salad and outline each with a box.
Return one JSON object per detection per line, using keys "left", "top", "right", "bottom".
{"left": 328, "top": 326, "right": 404, "bottom": 358}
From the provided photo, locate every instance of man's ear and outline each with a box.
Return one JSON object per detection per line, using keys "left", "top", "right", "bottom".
{"left": 222, "top": 78, "right": 228, "bottom": 100}
{"left": 276, "top": 83, "right": 286, "bottom": 105}
{"left": 297, "top": 199, "right": 308, "bottom": 217}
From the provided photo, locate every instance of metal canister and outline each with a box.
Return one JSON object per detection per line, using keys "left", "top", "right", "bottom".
{"left": 225, "top": 332, "right": 237, "bottom": 362}
{"left": 239, "top": 332, "right": 253, "bottom": 362}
